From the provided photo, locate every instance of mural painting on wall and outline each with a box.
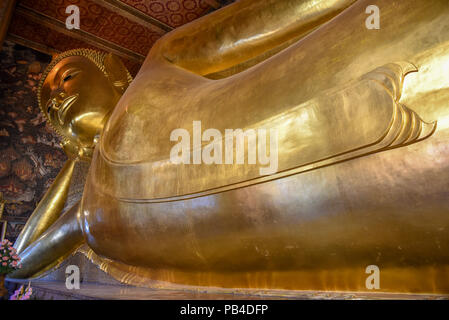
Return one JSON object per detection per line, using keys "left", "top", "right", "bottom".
{"left": 0, "top": 41, "right": 67, "bottom": 242}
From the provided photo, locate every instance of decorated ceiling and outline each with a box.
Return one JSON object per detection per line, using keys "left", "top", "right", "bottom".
{"left": 6, "top": 0, "right": 235, "bottom": 75}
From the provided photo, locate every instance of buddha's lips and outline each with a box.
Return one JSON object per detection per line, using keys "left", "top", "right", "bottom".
{"left": 57, "top": 94, "right": 79, "bottom": 125}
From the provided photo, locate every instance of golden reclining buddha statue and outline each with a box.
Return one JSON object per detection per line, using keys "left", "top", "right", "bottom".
{"left": 9, "top": 0, "right": 449, "bottom": 294}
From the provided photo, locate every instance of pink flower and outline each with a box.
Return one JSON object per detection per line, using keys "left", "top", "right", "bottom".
{"left": 12, "top": 261, "right": 17, "bottom": 267}
{"left": 2, "top": 262, "right": 6, "bottom": 266}
{"left": 2, "top": 256, "right": 8, "bottom": 261}
{"left": 10, "top": 284, "right": 32, "bottom": 300}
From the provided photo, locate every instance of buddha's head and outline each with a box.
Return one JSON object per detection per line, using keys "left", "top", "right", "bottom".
{"left": 38, "top": 49, "right": 132, "bottom": 160}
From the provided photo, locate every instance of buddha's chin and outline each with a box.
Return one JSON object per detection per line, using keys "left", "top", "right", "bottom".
{"left": 68, "top": 119, "right": 104, "bottom": 142}
{"left": 62, "top": 128, "right": 96, "bottom": 149}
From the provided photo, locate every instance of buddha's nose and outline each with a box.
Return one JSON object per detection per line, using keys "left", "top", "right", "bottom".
{"left": 50, "top": 91, "right": 66, "bottom": 109}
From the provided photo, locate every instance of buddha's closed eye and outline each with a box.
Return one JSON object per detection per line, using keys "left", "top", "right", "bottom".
{"left": 61, "top": 69, "right": 81, "bottom": 85}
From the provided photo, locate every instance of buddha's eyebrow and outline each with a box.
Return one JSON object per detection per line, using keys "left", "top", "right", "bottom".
{"left": 61, "top": 68, "right": 79, "bottom": 80}
{"left": 53, "top": 64, "right": 77, "bottom": 84}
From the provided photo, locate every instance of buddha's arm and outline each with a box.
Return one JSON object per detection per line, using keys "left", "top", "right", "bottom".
{"left": 14, "top": 159, "right": 77, "bottom": 254}
{"left": 150, "top": 0, "right": 357, "bottom": 75}
{"left": 9, "top": 203, "right": 83, "bottom": 279}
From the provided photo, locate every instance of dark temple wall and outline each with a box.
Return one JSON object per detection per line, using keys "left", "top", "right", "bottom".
{"left": 0, "top": 41, "right": 67, "bottom": 242}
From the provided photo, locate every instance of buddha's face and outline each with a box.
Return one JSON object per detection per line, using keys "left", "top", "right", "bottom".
{"left": 41, "top": 56, "right": 121, "bottom": 148}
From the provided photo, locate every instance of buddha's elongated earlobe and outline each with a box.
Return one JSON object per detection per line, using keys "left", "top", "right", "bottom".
{"left": 104, "top": 53, "right": 132, "bottom": 94}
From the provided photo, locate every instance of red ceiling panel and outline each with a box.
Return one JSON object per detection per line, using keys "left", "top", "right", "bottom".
{"left": 120, "top": 0, "right": 213, "bottom": 27}
{"left": 19, "top": 0, "right": 163, "bottom": 56}
{"left": 8, "top": 11, "right": 142, "bottom": 76}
